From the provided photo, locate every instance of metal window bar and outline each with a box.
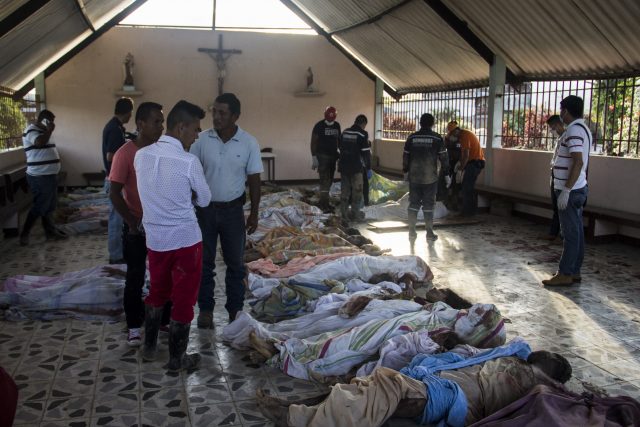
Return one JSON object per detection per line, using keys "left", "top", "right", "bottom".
{"left": 382, "top": 89, "right": 488, "bottom": 146}
{"left": 383, "top": 76, "right": 640, "bottom": 157}
{"left": 0, "top": 87, "right": 40, "bottom": 151}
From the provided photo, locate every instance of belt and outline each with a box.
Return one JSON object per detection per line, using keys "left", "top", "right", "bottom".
{"left": 211, "top": 193, "right": 245, "bottom": 209}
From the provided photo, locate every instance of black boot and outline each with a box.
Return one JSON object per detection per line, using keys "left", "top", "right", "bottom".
{"left": 167, "top": 320, "right": 200, "bottom": 373}
{"left": 43, "top": 215, "right": 67, "bottom": 240}
{"left": 142, "top": 305, "right": 163, "bottom": 362}
{"left": 20, "top": 211, "right": 39, "bottom": 245}
{"left": 407, "top": 209, "right": 418, "bottom": 240}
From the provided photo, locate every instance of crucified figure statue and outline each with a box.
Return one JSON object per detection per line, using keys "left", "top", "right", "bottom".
{"left": 198, "top": 34, "right": 242, "bottom": 96}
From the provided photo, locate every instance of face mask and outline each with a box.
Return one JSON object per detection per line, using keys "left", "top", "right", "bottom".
{"left": 325, "top": 120, "right": 334, "bottom": 126}
{"left": 449, "top": 136, "right": 458, "bottom": 143}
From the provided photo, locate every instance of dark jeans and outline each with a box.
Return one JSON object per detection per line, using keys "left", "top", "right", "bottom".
{"left": 409, "top": 182, "right": 438, "bottom": 222}
{"left": 26, "top": 174, "right": 57, "bottom": 216}
{"left": 461, "top": 161, "right": 483, "bottom": 216}
{"left": 317, "top": 154, "right": 337, "bottom": 204}
{"left": 557, "top": 185, "right": 588, "bottom": 276}
{"left": 549, "top": 184, "right": 560, "bottom": 237}
{"left": 122, "top": 223, "right": 170, "bottom": 328}
{"left": 197, "top": 203, "right": 246, "bottom": 313}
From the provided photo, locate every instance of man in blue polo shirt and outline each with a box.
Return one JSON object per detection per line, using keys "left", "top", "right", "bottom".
{"left": 190, "top": 93, "right": 263, "bottom": 328}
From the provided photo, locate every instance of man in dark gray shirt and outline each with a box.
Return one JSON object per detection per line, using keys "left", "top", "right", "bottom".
{"left": 403, "top": 113, "right": 449, "bottom": 241}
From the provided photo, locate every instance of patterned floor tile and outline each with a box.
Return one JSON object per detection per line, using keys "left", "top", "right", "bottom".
{"left": 269, "top": 376, "right": 320, "bottom": 397}
{"left": 95, "top": 373, "right": 139, "bottom": 394}
{"left": 17, "top": 380, "right": 51, "bottom": 401}
{"left": 140, "top": 370, "right": 182, "bottom": 389}
{"left": 186, "top": 383, "right": 233, "bottom": 405}
{"left": 601, "top": 381, "right": 640, "bottom": 400}
{"left": 233, "top": 399, "right": 271, "bottom": 425}
{"left": 92, "top": 392, "right": 139, "bottom": 417}
{"left": 228, "top": 376, "right": 275, "bottom": 401}
{"left": 141, "top": 386, "right": 188, "bottom": 412}
{"left": 50, "top": 376, "right": 96, "bottom": 399}
{"left": 183, "top": 366, "right": 227, "bottom": 387}
{"left": 40, "top": 420, "right": 91, "bottom": 427}
{"left": 90, "top": 413, "right": 139, "bottom": 427}
{"left": 189, "top": 403, "right": 240, "bottom": 427}
{"left": 572, "top": 363, "right": 624, "bottom": 386}
{"left": 14, "top": 399, "right": 45, "bottom": 424}
{"left": 141, "top": 409, "right": 192, "bottom": 427}
{"left": 42, "top": 396, "right": 93, "bottom": 421}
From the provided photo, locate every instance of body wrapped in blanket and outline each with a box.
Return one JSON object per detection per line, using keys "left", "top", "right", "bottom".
{"left": 247, "top": 301, "right": 506, "bottom": 383}
{"left": 257, "top": 340, "right": 576, "bottom": 427}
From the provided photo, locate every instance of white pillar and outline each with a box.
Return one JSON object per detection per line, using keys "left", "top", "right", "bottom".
{"left": 34, "top": 72, "right": 46, "bottom": 110}
{"left": 485, "top": 55, "right": 506, "bottom": 186}
{"left": 373, "top": 78, "right": 384, "bottom": 162}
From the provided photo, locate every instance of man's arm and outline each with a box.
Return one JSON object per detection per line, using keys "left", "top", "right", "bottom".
{"left": 246, "top": 173, "right": 261, "bottom": 235}
{"left": 190, "top": 160, "right": 212, "bottom": 208}
{"left": 109, "top": 182, "right": 139, "bottom": 233}
{"left": 402, "top": 138, "right": 411, "bottom": 172}
{"left": 33, "top": 123, "right": 55, "bottom": 148}
{"left": 564, "top": 152, "right": 584, "bottom": 190}
{"left": 104, "top": 128, "right": 124, "bottom": 162}
{"left": 310, "top": 133, "right": 319, "bottom": 156}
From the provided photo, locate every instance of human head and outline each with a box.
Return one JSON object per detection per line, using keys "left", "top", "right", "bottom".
{"left": 165, "top": 100, "right": 205, "bottom": 150}
{"left": 420, "top": 113, "right": 435, "bottom": 129}
{"left": 527, "top": 350, "right": 572, "bottom": 383}
{"left": 135, "top": 102, "right": 164, "bottom": 145}
{"left": 546, "top": 114, "right": 565, "bottom": 135}
{"left": 115, "top": 97, "right": 134, "bottom": 124}
{"left": 212, "top": 93, "right": 241, "bottom": 133}
{"left": 559, "top": 95, "right": 584, "bottom": 124}
{"left": 354, "top": 114, "right": 367, "bottom": 128}
{"left": 37, "top": 109, "right": 55, "bottom": 123}
{"left": 447, "top": 121, "right": 459, "bottom": 134}
{"left": 325, "top": 106, "right": 337, "bottom": 123}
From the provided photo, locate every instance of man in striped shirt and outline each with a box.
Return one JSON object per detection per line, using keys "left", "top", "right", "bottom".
{"left": 20, "top": 110, "right": 67, "bottom": 245}
{"left": 543, "top": 96, "right": 590, "bottom": 286}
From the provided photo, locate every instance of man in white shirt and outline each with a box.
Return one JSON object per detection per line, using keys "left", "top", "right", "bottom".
{"left": 190, "top": 93, "right": 263, "bottom": 328}
{"left": 20, "top": 109, "right": 67, "bottom": 245}
{"left": 134, "top": 100, "right": 212, "bottom": 372}
{"left": 542, "top": 96, "right": 590, "bottom": 287}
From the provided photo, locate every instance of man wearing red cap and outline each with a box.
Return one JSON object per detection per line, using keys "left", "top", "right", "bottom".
{"left": 311, "top": 106, "right": 341, "bottom": 211}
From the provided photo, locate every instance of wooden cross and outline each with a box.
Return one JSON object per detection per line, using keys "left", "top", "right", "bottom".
{"left": 198, "top": 34, "right": 242, "bottom": 96}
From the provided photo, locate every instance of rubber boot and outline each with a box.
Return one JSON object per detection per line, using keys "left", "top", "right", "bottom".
{"left": 340, "top": 202, "right": 349, "bottom": 222}
{"left": 20, "top": 211, "right": 40, "bottom": 245}
{"left": 142, "top": 305, "right": 163, "bottom": 362}
{"left": 167, "top": 320, "right": 201, "bottom": 373}
{"left": 408, "top": 209, "right": 418, "bottom": 239}
{"left": 425, "top": 212, "right": 438, "bottom": 241}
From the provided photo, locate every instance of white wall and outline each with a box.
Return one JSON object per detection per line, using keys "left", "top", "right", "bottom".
{"left": 375, "top": 139, "right": 640, "bottom": 236}
{"left": 43, "top": 27, "right": 374, "bottom": 185}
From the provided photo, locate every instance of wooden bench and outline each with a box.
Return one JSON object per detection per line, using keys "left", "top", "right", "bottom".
{"left": 82, "top": 171, "right": 106, "bottom": 187}
{"left": 475, "top": 184, "right": 640, "bottom": 241}
{"left": 1, "top": 165, "right": 32, "bottom": 237}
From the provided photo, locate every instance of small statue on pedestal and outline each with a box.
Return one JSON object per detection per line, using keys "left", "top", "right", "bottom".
{"left": 122, "top": 53, "right": 135, "bottom": 91}
{"left": 306, "top": 66, "right": 316, "bottom": 92}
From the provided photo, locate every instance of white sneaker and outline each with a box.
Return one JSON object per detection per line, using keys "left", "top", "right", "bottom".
{"left": 127, "top": 328, "right": 142, "bottom": 347}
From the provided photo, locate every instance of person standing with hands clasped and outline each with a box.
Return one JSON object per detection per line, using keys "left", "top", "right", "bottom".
{"left": 135, "top": 100, "right": 211, "bottom": 372}
{"left": 543, "top": 96, "right": 590, "bottom": 287}
{"left": 190, "top": 93, "right": 263, "bottom": 329}
{"left": 311, "top": 106, "right": 341, "bottom": 212}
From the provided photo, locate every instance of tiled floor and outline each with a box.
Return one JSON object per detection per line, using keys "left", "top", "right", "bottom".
{"left": 1, "top": 213, "right": 640, "bottom": 426}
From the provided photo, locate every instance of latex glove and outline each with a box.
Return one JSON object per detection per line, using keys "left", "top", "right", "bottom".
{"left": 367, "top": 169, "right": 373, "bottom": 180}
{"left": 557, "top": 188, "right": 571, "bottom": 210}
{"left": 445, "top": 175, "right": 452, "bottom": 188}
{"left": 453, "top": 161, "right": 461, "bottom": 173}
{"left": 311, "top": 156, "right": 319, "bottom": 170}
{"left": 456, "top": 170, "right": 464, "bottom": 183}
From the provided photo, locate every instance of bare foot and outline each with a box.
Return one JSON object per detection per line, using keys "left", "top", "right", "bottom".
{"left": 256, "top": 389, "right": 290, "bottom": 426}
{"left": 249, "top": 331, "right": 277, "bottom": 359}
{"left": 249, "top": 350, "right": 267, "bottom": 364}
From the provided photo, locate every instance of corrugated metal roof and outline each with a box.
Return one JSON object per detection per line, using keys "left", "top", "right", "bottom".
{"left": 289, "top": 0, "right": 640, "bottom": 93}
{"left": 445, "top": 0, "right": 640, "bottom": 80}
{"left": 0, "top": 0, "right": 30, "bottom": 22}
{"left": 0, "top": 0, "right": 142, "bottom": 92}
{"left": 334, "top": 0, "right": 488, "bottom": 92}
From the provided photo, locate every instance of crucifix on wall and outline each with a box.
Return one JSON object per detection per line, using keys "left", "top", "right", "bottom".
{"left": 198, "top": 34, "right": 242, "bottom": 96}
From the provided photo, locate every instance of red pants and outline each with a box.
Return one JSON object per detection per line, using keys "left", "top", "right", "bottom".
{"left": 146, "top": 242, "right": 203, "bottom": 324}
{"left": 0, "top": 367, "right": 17, "bottom": 427}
